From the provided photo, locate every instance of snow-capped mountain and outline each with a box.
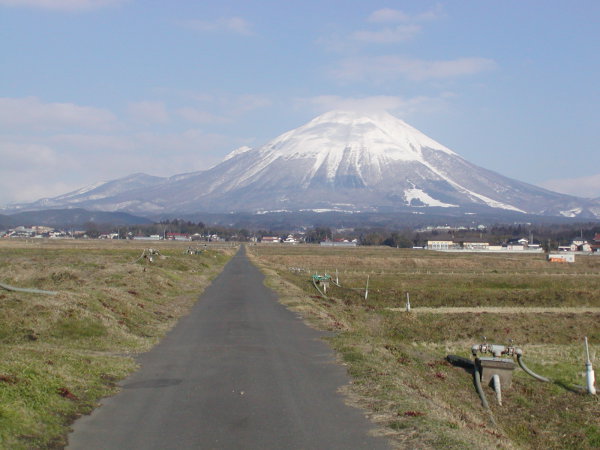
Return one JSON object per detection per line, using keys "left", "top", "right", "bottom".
{"left": 6, "top": 110, "right": 600, "bottom": 218}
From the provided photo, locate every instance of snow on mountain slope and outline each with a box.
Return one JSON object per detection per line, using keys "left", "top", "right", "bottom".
{"left": 5, "top": 110, "right": 600, "bottom": 218}
{"left": 223, "top": 110, "right": 455, "bottom": 191}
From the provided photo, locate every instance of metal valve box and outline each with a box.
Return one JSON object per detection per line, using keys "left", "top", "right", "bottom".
{"left": 476, "top": 357, "right": 516, "bottom": 388}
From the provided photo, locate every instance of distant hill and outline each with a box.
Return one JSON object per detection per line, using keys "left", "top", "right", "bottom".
{"left": 0, "top": 214, "right": 16, "bottom": 229}
{"left": 0, "top": 208, "right": 151, "bottom": 229}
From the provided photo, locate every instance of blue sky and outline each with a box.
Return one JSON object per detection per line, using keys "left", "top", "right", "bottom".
{"left": 1, "top": 0, "right": 599, "bottom": 205}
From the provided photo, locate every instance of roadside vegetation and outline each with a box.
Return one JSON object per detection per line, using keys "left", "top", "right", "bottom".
{"left": 248, "top": 245, "right": 600, "bottom": 449}
{"left": 0, "top": 240, "right": 234, "bottom": 449}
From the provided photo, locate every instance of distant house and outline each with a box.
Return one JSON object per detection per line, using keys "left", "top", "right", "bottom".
{"left": 283, "top": 234, "right": 299, "bottom": 244}
{"left": 506, "top": 238, "right": 528, "bottom": 251}
{"left": 592, "top": 233, "right": 600, "bottom": 253}
{"left": 133, "top": 235, "right": 161, "bottom": 241}
{"left": 463, "top": 241, "right": 490, "bottom": 250}
{"left": 261, "top": 236, "right": 280, "bottom": 243}
{"left": 33, "top": 226, "right": 54, "bottom": 235}
{"left": 99, "top": 233, "right": 119, "bottom": 239}
{"left": 426, "top": 240, "right": 454, "bottom": 250}
{"left": 570, "top": 238, "right": 592, "bottom": 252}
{"left": 167, "top": 232, "right": 191, "bottom": 241}
{"left": 320, "top": 239, "right": 357, "bottom": 247}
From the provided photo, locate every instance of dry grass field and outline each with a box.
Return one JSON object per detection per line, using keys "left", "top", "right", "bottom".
{"left": 0, "top": 239, "right": 235, "bottom": 449}
{"left": 248, "top": 245, "right": 600, "bottom": 449}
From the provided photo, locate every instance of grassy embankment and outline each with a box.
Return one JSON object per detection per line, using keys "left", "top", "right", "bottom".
{"left": 248, "top": 245, "right": 600, "bottom": 449}
{"left": 0, "top": 239, "right": 235, "bottom": 449}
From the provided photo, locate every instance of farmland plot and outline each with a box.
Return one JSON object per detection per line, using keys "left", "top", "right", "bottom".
{"left": 249, "top": 245, "right": 600, "bottom": 449}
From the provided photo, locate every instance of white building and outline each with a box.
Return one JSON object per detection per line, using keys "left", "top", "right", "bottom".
{"left": 427, "top": 240, "right": 454, "bottom": 250}
{"left": 261, "top": 236, "right": 280, "bottom": 243}
{"left": 283, "top": 234, "right": 298, "bottom": 244}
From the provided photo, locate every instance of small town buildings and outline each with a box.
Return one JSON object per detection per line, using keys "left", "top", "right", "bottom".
{"left": 261, "top": 236, "right": 281, "bottom": 243}
{"left": 426, "top": 240, "right": 455, "bottom": 250}
{"left": 132, "top": 234, "right": 162, "bottom": 241}
{"left": 505, "top": 238, "right": 529, "bottom": 251}
{"left": 283, "top": 234, "right": 299, "bottom": 244}
{"left": 166, "top": 232, "right": 191, "bottom": 241}
{"left": 1, "top": 226, "right": 84, "bottom": 239}
{"left": 569, "top": 238, "right": 593, "bottom": 252}
{"left": 592, "top": 233, "right": 600, "bottom": 253}
{"left": 99, "top": 233, "right": 119, "bottom": 239}
{"left": 425, "top": 237, "right": 542, "bottom": 252}
{"left": 463, "top": 241, "right": 490, "bottom": 250}
{"left": 320, "top": 239, "right": 357, "bottom": 247}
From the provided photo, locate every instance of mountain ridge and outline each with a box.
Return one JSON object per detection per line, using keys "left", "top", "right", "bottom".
{"left": 4, "top": 110, "right": 600, "bottom": 219}
{"left": 0, "top": 208, "right": 151, "bottom": 228}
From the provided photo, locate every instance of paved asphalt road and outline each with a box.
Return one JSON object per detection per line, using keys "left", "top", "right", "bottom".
{"left": 67, "top": 246, "right": 390, "bottom": 449}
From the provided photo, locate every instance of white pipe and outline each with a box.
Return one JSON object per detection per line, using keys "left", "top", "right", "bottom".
{"left": 586, "top": 363, "right": 596, "bottom": 395}
{"left": 406, "top": 292, "right": 411, "bottom": 312}
{"left": 492, "top": 374, "right": 502, "bottom": 406}
{"left": 364, "top": 275, "right": 369, "bottom": 300}
{"left": 585, "top": 337, "right": 596, "bottom": 395}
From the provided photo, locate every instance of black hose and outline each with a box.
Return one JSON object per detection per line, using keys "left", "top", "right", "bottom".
{"left": 0, "top": 282, "right": 58, "bottom": 296}
{"left": 473, "top": 362, "right": 497, "bottom": 426}
{"left": 446, "top": 354, "right": 473, "bottom": 369}
{"left": 473, "top": 363, "right": 490, "bottom": 409}
{"left": 517, "top": 355, "right": 551, "bottom": 383}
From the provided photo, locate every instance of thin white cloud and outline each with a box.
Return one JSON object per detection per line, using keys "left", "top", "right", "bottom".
{"left": 540, "top": 174, "right": 600, "bottom": 199}
{"left": 352, "top": 25, "right": 421, "bottom": 44}
{"left": 127, "top": 101, "right": 169, "bottom": 124}
{"left": 416, "top": 4, "right": 445, "bottom": 21}
{"left": 0, "top": 141, "right": 59, "bottom": 170}
{"left": 50, "top": 133, "right": 136, "bottom": 152}
{"left": 297, "top": 93, "right": 454, "bottom": 118}
{"left": 320, "top": 5, "right": 443, "bottom": 50}
{"left": 0, "top": 125, "right": 247, "bottom": 205}
{"left": 331, "top": 56, "right": 497, "bottom": 83}
{"left": 0, "top": 93, "right": 266, "bottom": 205}
{"left": 175, "top": 93, "right": 271, "bottom": 122}
{"left": 368, "top": 5, "right": 444, "bottom": 23}
{"left": 185, "top": 17, "right": 254, "bottom": 36}
{"left": 0, "top": 140, "right": 73, "bottom": 204}
{"left": 0, "top": 0, "right": 125, "bottom": 11}
{"left": 177, "top": 107, "right": 226, "bottom": 124}
{"left": 229, "top": 94, "right": 272, "bottom": 114}
{"left": 0, "top": 97, "right": 117, "bottom": 131}
{"left": 0, "top": 178, "right": 77, "bottom": 204}
{"left": 367, "top": 8, "right": 411, "bottom": 23}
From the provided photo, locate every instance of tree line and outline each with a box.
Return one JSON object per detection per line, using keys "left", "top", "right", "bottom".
{"left": 82, "top": 219, "right": 600, "bottom": 249}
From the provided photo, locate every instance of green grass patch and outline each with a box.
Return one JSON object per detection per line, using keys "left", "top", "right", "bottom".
{"left": 0, "top": 240, "right": 235, "bottom": 448}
